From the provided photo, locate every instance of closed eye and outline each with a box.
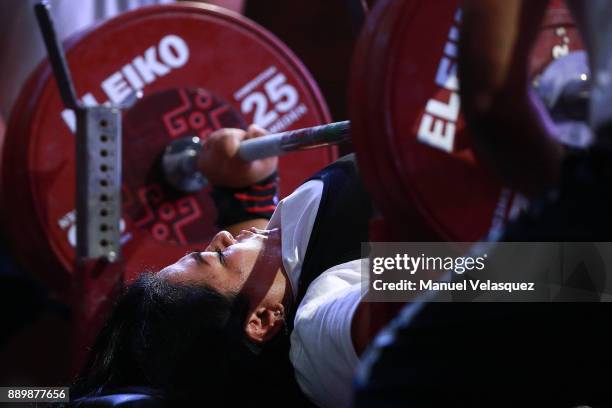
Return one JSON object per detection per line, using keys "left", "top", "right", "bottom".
{"left": 216, "top": 248, "right": 226, "bottom": 266}
{"left": 190, "top": 251, "right": 204, "bottom": 264}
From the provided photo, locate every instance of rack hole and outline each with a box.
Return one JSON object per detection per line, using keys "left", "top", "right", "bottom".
{"left": 100, "top": 150, "right": 108, "bottom": 157}
{"left": 100, "top": 208, "right": 109, "bottom": 217}
{"left": 100, "top": 134, "right": 109, "bottom": 143}
{"left": 99, "top": 119, "right": 108, "bottom": 128}
{"left": 100, "top": 164, "right": 109, "bottom": 172}
{"left": 100, "top": 179, "right": 109, "bottom": 187}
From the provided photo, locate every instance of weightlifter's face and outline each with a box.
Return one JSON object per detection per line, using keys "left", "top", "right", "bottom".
{"left": 158, "top": 228, "right": 276, "bottom": 295}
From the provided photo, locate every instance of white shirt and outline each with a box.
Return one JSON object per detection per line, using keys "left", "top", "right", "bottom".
{"left": 267, "top": 179, "right": 324, "bottom": 296}
{"left": 290, "top": 260, "right": 363, "bottom": 408}
{"left": 268, "top": 180, "right": 364, "bottom": 408}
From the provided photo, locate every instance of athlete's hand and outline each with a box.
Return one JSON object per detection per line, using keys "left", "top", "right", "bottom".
{"left": 198, "top": 124, "right": 277, "bottom": 188}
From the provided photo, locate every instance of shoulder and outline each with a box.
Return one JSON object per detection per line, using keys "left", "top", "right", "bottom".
{"left": 295, "top": 259, "right": 363, "bottom": 317}
{"left": 289, "top": 260, "right": 364, "bottom": 406}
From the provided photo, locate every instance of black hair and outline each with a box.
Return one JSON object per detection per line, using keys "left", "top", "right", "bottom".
{"left": 71, "top": 272, "right": 310, "bottom": 406}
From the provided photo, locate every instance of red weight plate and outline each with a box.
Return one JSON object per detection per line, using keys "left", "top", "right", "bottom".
{"left": 351, "top": 0, "right": 431, "bottom": 241}
{"left": 122, "top": 87, "right": 246, "bottom": 245}
{"left": 351, "top": 0, "right": 584, "bottom": 241}
{"left": 1, "top": 3, "right": 333, "bottom": 300}
{"left": 530, "top": 7, "right": 584, "bottom": 77}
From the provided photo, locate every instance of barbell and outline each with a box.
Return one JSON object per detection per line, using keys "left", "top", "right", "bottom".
{"left": 0, "top": 0, "right": 587, "bottom": 303}
{"left": 163, "top": 54, "right": 591, "bottom": 194}
{"left": 162, "top": 120, "right": 351, "bottom": 192}
{"left": 1, "top": 3, "right": 335, "bottom": 302}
